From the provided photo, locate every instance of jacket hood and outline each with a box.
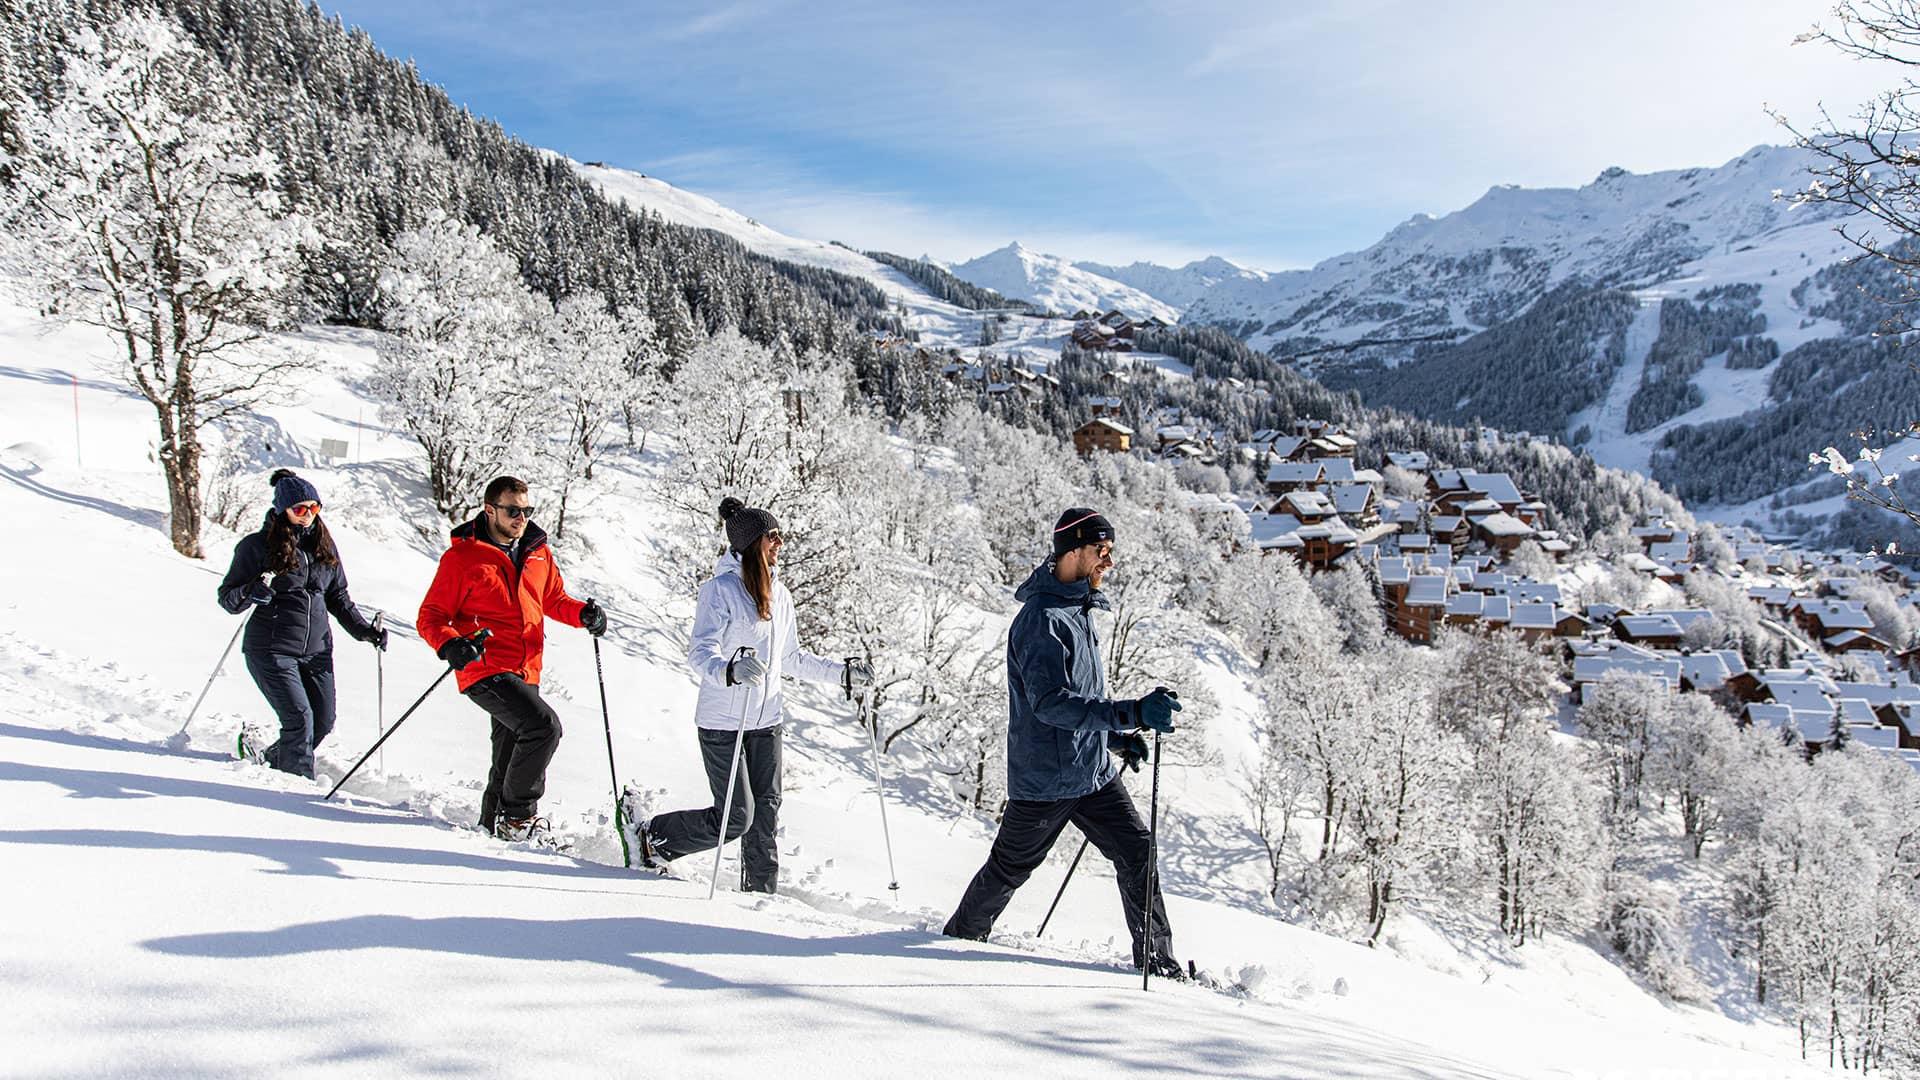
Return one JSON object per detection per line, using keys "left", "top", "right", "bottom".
{"left": 1013, "top": 561, "right": 1109, "bottom": 610}
{"left": 712, "top": 550, "right": 741, "bottom": 578}
{"left": 451, "top": 513, "right": 549, "bottom": 553}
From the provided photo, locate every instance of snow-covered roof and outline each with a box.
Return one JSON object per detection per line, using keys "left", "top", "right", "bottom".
{"left": 1266, "top": 461, "right": 1323, "bottom": 485}
{"left": 1386, "top": 451, "right": 1431, "bottom": 471}
{"left": 1825, "top": 629, "right": 1891, "bottom": 649}
{"left": 1318, "top": 458, "right": 1357, "bottom": 483}
{"left": 1268, "top": 435, "right": 1309, "bottom": 460}
{"left": 1617, "top": 614, "right": 1685, "bottom": 639}
{"left": 1476, "top": 512, "right": 1534, "bottom": 539}
{"left": 1279, "top": 490, "right": 1335, "bottom": 517}
{"left": 1511, "top": 602, "right": 1558, "bottom": 631}
{"left": 1407, "top": 574, "right": 1450, "bottom": 607}
{"left": 1079, "top": 417, "right": 1133, "bottom": 435}
{"left": 1765, "top": 680, "right": 1834, "bottom": 714}
{"left": 1464, "top": 473, "right": 1524, "bottom": 505}
{"left": 1330, "top": 484, "right": 1375, "bottom": 516}
{"left": 1794, "top": 598, "right": 1874, "bottom": 631}
{"left": 1574, "top": 656, "right": 1682, "bottom": 687}
{"left": 1447, "top": 593, "right": 1484, "bottom": 618}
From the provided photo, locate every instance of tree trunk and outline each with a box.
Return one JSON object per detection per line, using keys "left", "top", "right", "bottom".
{"left": 155, "top": 388, "right": 203, "bottom": 558}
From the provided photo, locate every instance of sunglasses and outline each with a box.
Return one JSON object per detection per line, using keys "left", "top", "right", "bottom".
{"left": 488, "top": 503, "right": 537, "bottom": 520}
{"left": 286, "top": 502, "right": 321, "bottom": 517}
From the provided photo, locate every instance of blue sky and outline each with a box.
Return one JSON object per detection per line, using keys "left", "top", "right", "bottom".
{"left": 319, "top": 1, "right": 1890, "bottom": 270}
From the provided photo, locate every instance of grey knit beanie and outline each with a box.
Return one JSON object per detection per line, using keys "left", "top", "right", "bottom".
{"left": 718, "top": 497, "right": 780, "bottom": 554}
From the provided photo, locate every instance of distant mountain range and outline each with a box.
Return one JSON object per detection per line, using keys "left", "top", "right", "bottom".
{"left": 943, "top": 242, "right": 1181, "bottom": 323}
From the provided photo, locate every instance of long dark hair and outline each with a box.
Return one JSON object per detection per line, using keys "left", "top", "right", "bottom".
{"left": 738, "top": 538, "right": 773, "bottom": 622}
{"left": 266, "top": 470, "right": 338, "bottom": 574}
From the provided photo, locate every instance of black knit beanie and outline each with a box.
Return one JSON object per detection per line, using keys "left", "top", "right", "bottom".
{"left": 270, "top": 469, "right": 321, "bottom": 514}
{"left": 1052, "top": 506, "right": 1115, "bottom": 558}
{"left": 719, "top": 496, "right": 781, "bottom": 555}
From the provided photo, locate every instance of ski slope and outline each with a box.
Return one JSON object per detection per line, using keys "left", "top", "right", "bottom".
{"left": 0, "top": 296, "right": 1832, "bottom": 1077}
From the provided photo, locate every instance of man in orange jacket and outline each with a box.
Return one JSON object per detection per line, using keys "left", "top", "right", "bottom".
{"left": 417, "top": 476, "right": 607, "bottom": 841}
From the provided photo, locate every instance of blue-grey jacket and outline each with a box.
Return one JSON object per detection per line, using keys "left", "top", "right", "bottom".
{"left": 1005, "top": 561, "right": 1135, "bottom": 801}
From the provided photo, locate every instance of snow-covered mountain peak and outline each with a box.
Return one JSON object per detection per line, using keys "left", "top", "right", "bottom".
{"left": 947, "top": 242, "right": 1181, "bottom": 322}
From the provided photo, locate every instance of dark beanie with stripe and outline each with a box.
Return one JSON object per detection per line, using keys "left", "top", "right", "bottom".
{"left": 1052, "top": 506, "right": 1115, "bottom": 558}
{"left": 718, "top": 496, "right": 781, "bottom": 555}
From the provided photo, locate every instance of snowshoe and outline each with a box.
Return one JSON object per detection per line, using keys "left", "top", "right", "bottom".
{"left": 494, "top": 815, "right": 569, "bottom": 852}
{"left": 619, "top": 784, "right": 671, "bottom": 872}
{"left": 235, "top": 723, "right": 268, "bottom": 765}
{"left": 1138, "top": 953, "right": 1191, "bottom": 983}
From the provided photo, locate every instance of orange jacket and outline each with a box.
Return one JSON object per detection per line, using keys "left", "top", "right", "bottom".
{"left": 417, "top": 516, "right": 585, "bottom": 692}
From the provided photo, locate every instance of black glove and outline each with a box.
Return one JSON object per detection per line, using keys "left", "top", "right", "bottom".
{"left": 438, "top": 635, "right": 483, "bottom": 672}
{"left": 581, "top": 599, "right": 607, "bottom": 638}
{"left": 245, "top": 580, "right": 275, "bottom": 606}
{"left": 365, "top": 626, "right": 389, "bottom": 651}
{"left": 1132, "top": 687, "right": 1182, "bottom": 733}
{"left": 1110, "top": 731, "right": 1149, "bottom": 772}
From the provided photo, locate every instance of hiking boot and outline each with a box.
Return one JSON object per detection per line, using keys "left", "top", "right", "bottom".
{"left": 494, "top": 815, "right": 553, "bottom": 844}
{"left": 1139, "top": 953, "right": 1191, "bottom": 982}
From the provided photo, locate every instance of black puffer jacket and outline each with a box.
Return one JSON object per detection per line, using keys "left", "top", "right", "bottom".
{"left": 217, "top": 513, "right": 379, "bottom": 657}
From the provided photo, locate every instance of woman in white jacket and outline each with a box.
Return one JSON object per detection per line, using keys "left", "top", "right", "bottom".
{"left": 634, "top": 497, "right": 871, "bottom": 892}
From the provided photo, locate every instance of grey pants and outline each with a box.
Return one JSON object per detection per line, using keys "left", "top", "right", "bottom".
{"left": 649, "top": 725, "right": 784, "bottom": 893}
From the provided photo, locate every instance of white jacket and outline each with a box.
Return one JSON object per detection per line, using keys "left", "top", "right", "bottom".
{"left": 687, "top": 552, "right": 844, "bottom": 730}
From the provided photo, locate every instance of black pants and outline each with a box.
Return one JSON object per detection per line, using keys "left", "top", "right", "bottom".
{"left": 464, "top": 673, "right": 562, "bottom": 828}
{"left": 244, "top": 650, "right": 335, "bottom": 780}
{"left": 649, "top": 725, "right": 784, "bottom": 893}
{"left": 944, "top": 776, "right": 1174, "bottom": 966}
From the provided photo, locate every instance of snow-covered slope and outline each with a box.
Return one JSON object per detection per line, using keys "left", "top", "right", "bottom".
{"left": 0, "top": 296, "right": 1831, "bottom": 1076}
{"left": 947, "top": 242, "right": 1181, "bottom": 323}
{"left": 1074, "top": 255, "right": 1269, "bottom": 312}
{"left": 1184, "top": 145, "right": 1851, "bottom": 352}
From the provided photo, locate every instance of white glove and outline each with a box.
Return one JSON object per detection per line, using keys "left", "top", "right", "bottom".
{"left": 727, "top": 653, "right": 768, "bottom": 687}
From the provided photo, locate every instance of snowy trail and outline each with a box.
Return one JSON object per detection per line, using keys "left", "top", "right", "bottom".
{"left": 2, "top": 712, "right": 1520, "bottom": 1080}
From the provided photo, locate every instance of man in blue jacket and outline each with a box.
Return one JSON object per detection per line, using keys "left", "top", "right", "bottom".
{"left": 943, "top": 507, "right": 1185, "bottom": 978}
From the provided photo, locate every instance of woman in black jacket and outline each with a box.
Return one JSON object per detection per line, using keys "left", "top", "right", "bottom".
{"left": 216, "top": 469, "right": 387, "bottom": 778}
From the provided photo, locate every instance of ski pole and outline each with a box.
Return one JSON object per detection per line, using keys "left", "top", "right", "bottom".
{"left": 168, "top": 572, "right": 270, "bottom": 750}
{"left": 848, "top": 662, "right": 900, "bottom": 895}
{"left": 1036, "top": 836, "right": 1089, "bottom": 938}
{"left": 169, "top": 621, "right": 246, "bottom": 750}
{"left": 1143, "top": 730, "right": 1162, "bottom": 993}
{"left": 709, "top": 645, "right": 756, "bottom": 900}
{"left": 373, "top": 612, "right": 386, "bottom": 775}
{"left": 325, "top": 629, "right": 488, "bottom": 801}
{"left": 595, "top": 636, "right": 631, "bottom": 869}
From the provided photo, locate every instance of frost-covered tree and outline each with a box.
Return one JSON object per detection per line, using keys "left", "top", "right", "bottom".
{"left": 1213, "top": 552, "right": 1333, "bottom": 668}
{"left": 1437, "top": 631, "right": 1600, "bottom": 944}
{"left": 369, "top": 215, "right": 546, "bottom": 523}
{"left": 1577, "top": 673, "right": 1669, "bottom": 837}
{"left": 539, "top": 295, "right": 628, "bottom": 538}
{"left": 0, "top": 14, "right": 313, "bottom": 557}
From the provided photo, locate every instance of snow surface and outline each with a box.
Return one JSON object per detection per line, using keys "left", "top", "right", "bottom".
{"left": 0, "top": 275, "right": 1837, "bottom": 1077}
{"left": 1072, "top": 255, "right": 1271, "bottom": 313}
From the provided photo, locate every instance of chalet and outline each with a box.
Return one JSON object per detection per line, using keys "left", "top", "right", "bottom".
{"left": 1070, "top": 320, "right": 1117, "bottom": 350}
{"left": 1743, "top": 702, "right": 1838, "bottom": 753}
{"left": 1647, "top": 537, "right": 1693, "bottom": 565}
{"left": 1516, "top": 500, "right": 1551, "bottom": 529}
{"left": 1746, "top": 586, "right": 1794, "bottom": 613}
{"left": 1273, "top": 490, "right": 1337, "bottom": 523}
{"left": 1510, "top": 601, "right": 1577, "bottom": 643}
{"left": 1538, "top": 535, "right": 1573, "bottom": 560}
{"left": 1572, "top": 652, "right": 1684, "bottom": 702}
{"left": 1072, "top": 418, "right": 1132, "bottom": 456}
{"left": 1098, "top": 309, "right": 1137, "bottom": 339}
{"left": 1430, "top": 515, "right": 1469, "bottom": 554}
{"left": 1397, "top": 533, "right": 1433, "bottom": 554}
{"left": 1463, "top": 473, "right": 1525, "bottom": 512}
{"left": 1155, "top": 424, "right": 1195, "bottom": 453}
{"left": 1266, "top": 435, "right": 1310, "bottom": 462}
{"left": 1265, "top": 460, "right": 1325, "bottom": 495}
{"left": 1825, "top": 629, "right": 1894, "bottom": 654}
{"left": 1378, "top": 558, "right": 1448, "bottom": 643}
{"left": 1632, "top": 523, "right": 1680, "bottom": 548}
{"left": 1614, "top": 614, "right": 1686, "bottom": 648}
{"left": 1679, "top": 651, "right": 1762, "bottom": 700}
{"left": 1318, "top": 457, "right": 1359, "bottom": 484}
{"left": 1087, "top": 395, "right": 1124, "bottom": 418}
{"left": 1306, "top": 432, "right": 1359, "bottom": 459}
{"left": 1474, "top": 512, "right": 1534, "bottom": 555}
{"left": 1329, "top": 483, "right": 1380, "bottom": 527}
{"left": 1385, "top": 450, "right": 1432, "bottom": 473}
{"left": 1790, "top": 598, "right": 1875, "bottom": 640}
